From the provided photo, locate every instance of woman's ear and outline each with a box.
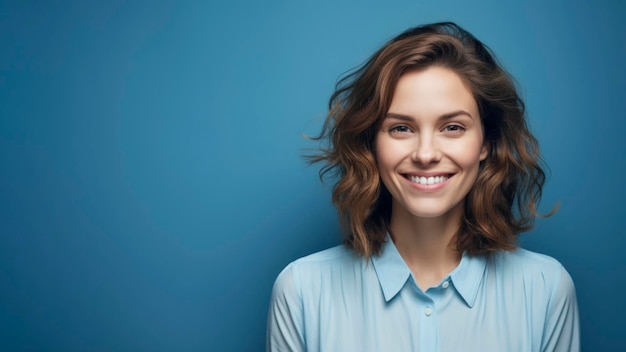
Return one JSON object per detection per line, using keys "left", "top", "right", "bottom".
{"left": 479, "top": 141, "right": 489, "bottom": 161}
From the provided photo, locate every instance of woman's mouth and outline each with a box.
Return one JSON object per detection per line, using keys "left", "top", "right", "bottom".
{"left": 404, "top": 174, "right": 452, "bottom": 185}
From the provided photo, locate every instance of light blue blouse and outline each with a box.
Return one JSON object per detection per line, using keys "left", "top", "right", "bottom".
{"left": 267, "top": 236, "right": 579, "bottom": 351}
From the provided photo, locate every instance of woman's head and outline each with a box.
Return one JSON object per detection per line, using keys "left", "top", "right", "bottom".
{"left": 311, "top": 22, "right": 548, "bottom": 258}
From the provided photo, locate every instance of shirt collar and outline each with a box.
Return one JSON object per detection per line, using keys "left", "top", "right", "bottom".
{"left": 371, "top": 235, "right": 412, "bottom": 302}
{"left": 449, "top": 252, "right": 487, "bottom": 308}
{"left": 371, "top": 234, "right": 487, "bottom": 307}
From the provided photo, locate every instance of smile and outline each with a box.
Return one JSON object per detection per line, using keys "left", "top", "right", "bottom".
{"left": 407, "top": 175, "right": 450, "bottom": 185}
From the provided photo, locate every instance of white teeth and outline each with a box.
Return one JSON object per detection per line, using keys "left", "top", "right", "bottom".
{"left": 409, "top": 175, "right": 449, "bottom": 185}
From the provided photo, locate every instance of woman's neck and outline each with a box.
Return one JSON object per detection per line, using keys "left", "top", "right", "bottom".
{"left": 388, "top": 201, "right": 463, "bottom": 290}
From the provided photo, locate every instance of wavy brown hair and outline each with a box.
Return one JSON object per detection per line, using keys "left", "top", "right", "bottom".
{"left": 310, "top": 22, "right": 551, "bottom": 259}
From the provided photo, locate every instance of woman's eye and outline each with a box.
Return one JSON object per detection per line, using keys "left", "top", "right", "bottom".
{"left": 390, "top": 125, "right": 412, "bottom": 134}
{"left": 443, "top": 125, "right": 465, "bottom": 133}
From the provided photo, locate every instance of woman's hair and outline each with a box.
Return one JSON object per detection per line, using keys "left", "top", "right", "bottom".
{"left": 310, "top": 22, "right": 550, "bottom": 258}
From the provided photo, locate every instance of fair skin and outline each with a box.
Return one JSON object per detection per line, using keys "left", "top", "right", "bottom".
{"left": 375, "top": 66, "right": 488, "bottom": 290}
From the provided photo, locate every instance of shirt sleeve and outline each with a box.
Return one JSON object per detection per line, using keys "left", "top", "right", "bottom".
{"left": 266, "top": 263, "right": 305, "bottom": 352}
{"left": 541, "top": 265, "right": 580, "bottom": 352}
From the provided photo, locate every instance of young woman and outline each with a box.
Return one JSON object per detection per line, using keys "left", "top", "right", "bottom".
{"left": 267, "top": 22, "right": 579, "bottom": 352}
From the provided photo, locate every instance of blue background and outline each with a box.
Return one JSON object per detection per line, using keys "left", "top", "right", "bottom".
{"left": 1, "top": 0, "right": 624, "bottom": 350}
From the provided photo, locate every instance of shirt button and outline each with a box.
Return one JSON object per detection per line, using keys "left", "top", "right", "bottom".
{"left": 442, "top": 281, "right": 449, "bottom": 289}
{"left": 424, "top": 307, "right": 432, "bottom": 316}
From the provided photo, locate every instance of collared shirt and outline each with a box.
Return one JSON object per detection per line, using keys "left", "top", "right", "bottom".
{"left": 266, "top": 236, "right": 579, "bottom": 352}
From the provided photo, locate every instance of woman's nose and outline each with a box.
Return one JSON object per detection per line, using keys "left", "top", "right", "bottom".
{"left": 411, "top": 136, "right": 441, "bottom": 165}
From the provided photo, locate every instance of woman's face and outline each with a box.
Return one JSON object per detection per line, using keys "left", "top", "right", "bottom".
{"left": 375, "top": 66, "right": 488, "bottom": 220}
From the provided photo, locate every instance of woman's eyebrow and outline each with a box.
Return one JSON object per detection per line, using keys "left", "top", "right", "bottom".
{"left": 384, "top": 113, "right": 414, "bottom": 122}
{"left": 385, "top": 110, "right": 474, "bottom": 121}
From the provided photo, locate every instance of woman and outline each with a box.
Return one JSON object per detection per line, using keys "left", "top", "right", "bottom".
{"left": 267, "top": 22, "right": 579, "bottom": 351}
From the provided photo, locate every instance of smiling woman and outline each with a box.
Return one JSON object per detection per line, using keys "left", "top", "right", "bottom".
{"left": 266, "top": 22, "right": 579, "bottom": 351}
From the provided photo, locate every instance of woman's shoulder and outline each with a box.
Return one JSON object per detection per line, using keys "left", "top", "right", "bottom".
{"left": 267, "top": 246, "right": 356, "bottom": 351}
{"left": 491, "top": 247, "right": 567, "bottom": 274}
{"left": 271, "top": 244, "right": 365, "bottom": 299}
{"left": 275, "top": 244, "right": 360, "bottom": 281}
{"left": 495, "top": 246, "right": 562, "bottom": 264}
{"left": 293, "top": 244, "right": 355, "bottom": 264}
{"left": 489, "top": 248, "right": 579, "bottom": 349}
{"left": 488, "top": 247, "right": 576, "bottom": 297}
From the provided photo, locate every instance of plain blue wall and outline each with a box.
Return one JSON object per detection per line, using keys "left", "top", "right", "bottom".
{"left": 1, "top": 0, "right": 624, "bottom": 350}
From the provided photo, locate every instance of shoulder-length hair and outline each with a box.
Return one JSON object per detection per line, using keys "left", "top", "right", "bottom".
{"left": 310, "top": 22, "right": 550, "bottom": 258}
